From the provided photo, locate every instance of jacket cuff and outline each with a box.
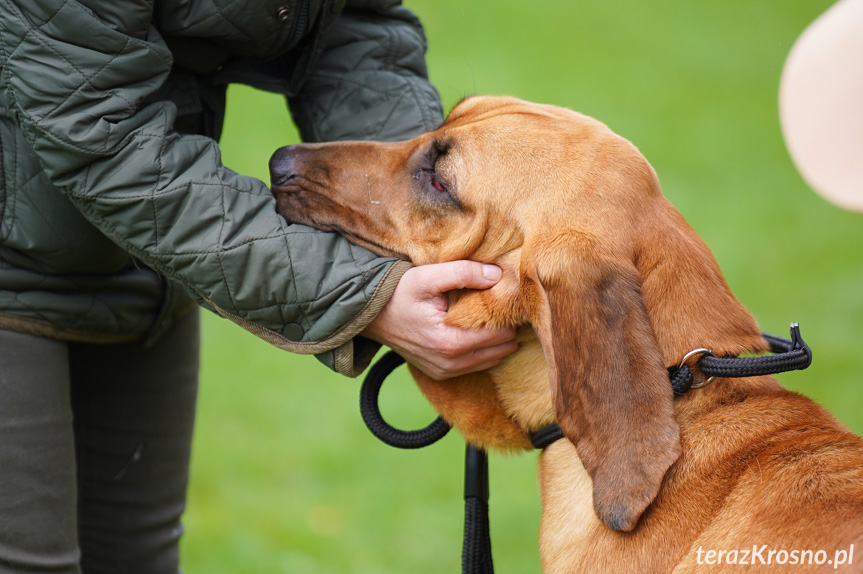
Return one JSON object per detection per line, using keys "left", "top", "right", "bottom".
{"left": 205, "top": 259, "right": 412, "bottom": 376}
{"left": 321, "top": 335, "right": 383, "bottom": 378}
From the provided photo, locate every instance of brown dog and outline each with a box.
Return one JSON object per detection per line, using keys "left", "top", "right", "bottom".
{"left": 270, "top": 96, "right": 863, "bottom": 572}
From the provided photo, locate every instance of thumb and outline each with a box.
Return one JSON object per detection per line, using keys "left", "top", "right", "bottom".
{"left": 411, "top": 260, "right": 503, "bottom": 296}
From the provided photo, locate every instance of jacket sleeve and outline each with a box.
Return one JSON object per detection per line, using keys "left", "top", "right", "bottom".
{"left": 289, "top": 0, "right": 444, "bottom": 143}
{"left": 0, "top": 0, "right": 414, "bottom": 376}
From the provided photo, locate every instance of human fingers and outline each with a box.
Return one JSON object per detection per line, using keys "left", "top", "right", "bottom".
{"left": 408, "top": 260, "right": 502, "bottom": 298}
{"left": 409, "top": 340, "right": 520, "bottom": 381}
{"left": 445, "top": 324, "right": 518, "bottom": 351}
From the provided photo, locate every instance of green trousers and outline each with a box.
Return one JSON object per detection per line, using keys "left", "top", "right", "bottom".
{"left": 0, "top": 311, "right": 199, "bottom": 573}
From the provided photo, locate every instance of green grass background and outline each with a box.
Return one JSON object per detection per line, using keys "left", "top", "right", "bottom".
{"left": 181, "top": 1, "right": 863, "bottom": 572}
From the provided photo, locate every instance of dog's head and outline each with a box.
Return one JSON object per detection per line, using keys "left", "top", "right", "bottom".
{"left": 270, "top": 96, "right": 765, "bottom": 531}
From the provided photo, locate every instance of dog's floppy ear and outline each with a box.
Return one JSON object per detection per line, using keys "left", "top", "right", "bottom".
{"left": 521, "top": 237, "right": 681, "bottom": 532}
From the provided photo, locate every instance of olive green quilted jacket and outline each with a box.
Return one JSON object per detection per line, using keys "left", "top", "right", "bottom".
{"left": 0, "top": 0, "right": 442, "bottom": 375}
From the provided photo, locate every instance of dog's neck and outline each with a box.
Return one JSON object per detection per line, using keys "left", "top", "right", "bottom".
{"left": 436, "top": 199, "right": 769, "bottom": 452}
{"left": 634, "top": 199, "right": 768, "bottom": 364}
{"left": 487, "top": 199, "right": 770, "bottom": 430}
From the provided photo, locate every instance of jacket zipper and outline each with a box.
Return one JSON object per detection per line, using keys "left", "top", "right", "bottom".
{"left": 289, "top": 0, "right": 311, "bottom": 50}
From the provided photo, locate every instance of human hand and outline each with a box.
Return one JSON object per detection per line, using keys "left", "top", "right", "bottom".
{"left": 361, "top": 261, "right": 519, "bottom": 380}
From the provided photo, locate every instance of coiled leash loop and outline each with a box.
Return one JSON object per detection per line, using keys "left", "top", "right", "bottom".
{"left": 360, "top": 350, "right": 493, "bottom": 574}
{"left": 360, "top": 351, "right": 450, "bottom": 448}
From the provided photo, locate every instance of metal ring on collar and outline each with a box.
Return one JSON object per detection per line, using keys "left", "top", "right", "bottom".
{"left": 678, "top": 347, "right": 715, "bottom": 389}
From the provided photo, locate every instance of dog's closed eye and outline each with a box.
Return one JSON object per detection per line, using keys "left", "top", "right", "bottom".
{"left": 414, "top": 167, "right": 456, "bottom": 202}
{"left": 414, "top": 139, "right": 460, "bottom": 208}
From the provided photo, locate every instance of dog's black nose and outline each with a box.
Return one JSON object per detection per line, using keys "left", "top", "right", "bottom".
{"left": 269, "top": 146, "right": 297, "bottom": 187}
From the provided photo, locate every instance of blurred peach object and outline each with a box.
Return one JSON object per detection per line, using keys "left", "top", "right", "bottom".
{"left": 780, "top": 0, "right": 863, "bottom": 212}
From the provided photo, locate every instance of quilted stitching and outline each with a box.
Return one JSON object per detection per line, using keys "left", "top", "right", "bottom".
{"left": 288, "top": 6, "right": 442, "bottom": 143}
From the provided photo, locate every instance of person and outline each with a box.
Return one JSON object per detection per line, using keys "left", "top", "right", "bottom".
{"left": 0, "top": 0, "right": 517, "bottom": 572}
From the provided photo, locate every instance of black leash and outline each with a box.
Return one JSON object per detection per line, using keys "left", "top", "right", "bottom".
{"left": 360, "top": 351, "right": 492, "bottom": 573}
{"left": 462, "top": 446, "right": 493, "bottom": 574}
{"left": 360, "top": 323, "right": 813, "bottom": 571}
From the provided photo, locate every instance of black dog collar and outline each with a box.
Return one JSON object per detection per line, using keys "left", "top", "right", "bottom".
{"left": 531, "top": 323, "right": 812, "bottom": 450}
